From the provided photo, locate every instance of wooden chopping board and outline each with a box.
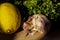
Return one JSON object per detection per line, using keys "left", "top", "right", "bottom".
{"left": 14, "top": 30, "right": 46, "bottom": 40}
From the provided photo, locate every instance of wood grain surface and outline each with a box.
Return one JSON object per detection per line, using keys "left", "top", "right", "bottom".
{"left": 14, "top": 30, "right": 46, "bottom": 40}
{"left": 0, "top": 28, "right": 60, "bottom": 40}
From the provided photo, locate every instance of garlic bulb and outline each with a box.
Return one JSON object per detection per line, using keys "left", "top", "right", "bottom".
{"left": 23, "top": 14, "right": 51, "bottom": 36}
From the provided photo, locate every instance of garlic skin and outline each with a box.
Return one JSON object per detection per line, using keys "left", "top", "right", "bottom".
{"left": 23, "top": 14, "right": 51, "bottom": 36}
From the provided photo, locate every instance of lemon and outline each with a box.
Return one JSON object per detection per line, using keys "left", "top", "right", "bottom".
{"left": 0, "top": 3, "right": 21, "bottom": 34}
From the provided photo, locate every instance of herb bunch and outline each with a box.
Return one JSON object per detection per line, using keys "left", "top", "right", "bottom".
{"left": 23, "top": 0, "right": 60, "bottom": 21}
